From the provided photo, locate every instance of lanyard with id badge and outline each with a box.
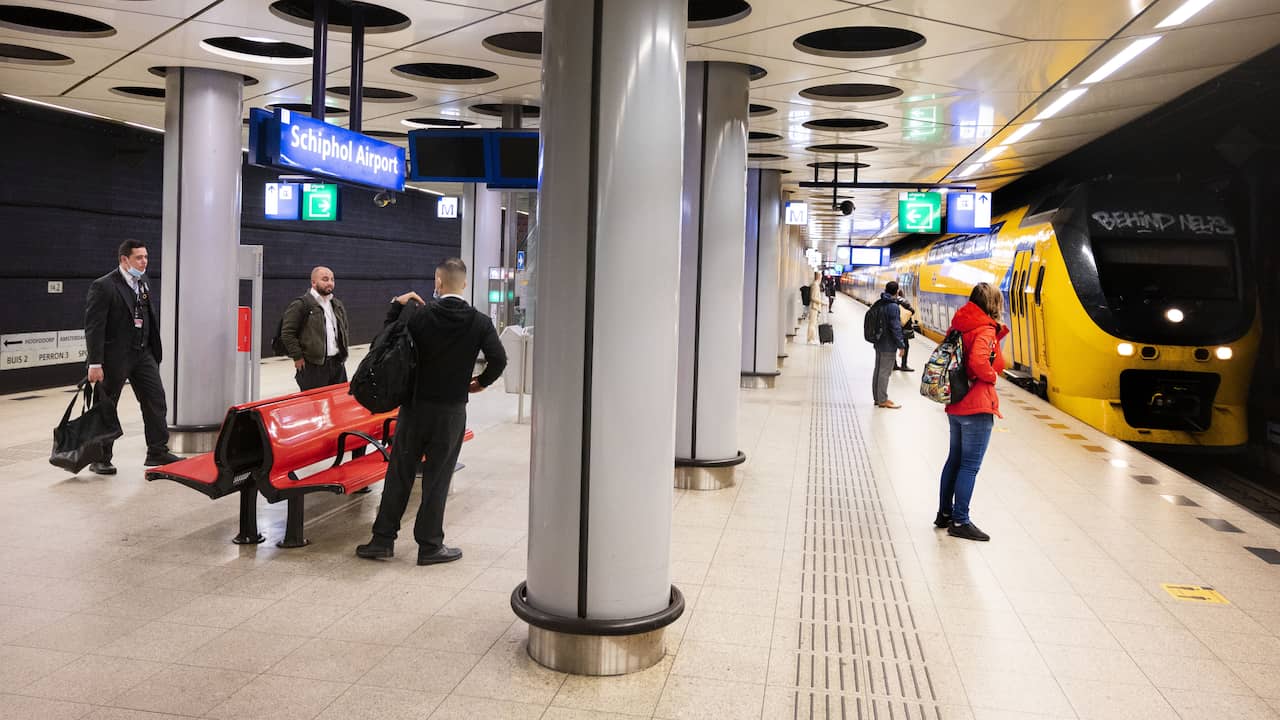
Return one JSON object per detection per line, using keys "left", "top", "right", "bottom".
{"left": 133, "top": 282, "right": 148, "bottom": 348}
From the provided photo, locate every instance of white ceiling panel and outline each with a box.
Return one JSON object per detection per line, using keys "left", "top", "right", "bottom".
{"left": 141, "top": 19, "right": 352, "bottom": 77}
{"left": 687, "top": 1, "right": 862, "bottom": 46}
{"left": 873, "top": 0, "right": 1157, "bottom": 41}
{"left": 0, "top": 34, "right": 123, "bottom": 79}
{"left": 1103, "top": 13, "right": 1280, "bottom": 82}
{"left": 862, "top": 40, "right": 1101, "bottom": 93}
{"left": 686, "top": 46, "right": 843, "bottom": 87}
{"left": 706, "top": 5, "right": 1017, "bottom": 73}
{"left": 1122, "top": 0, "right": 1280, "bottom": 36}
{"left": 0, "top": 65, "right": 81, "bottom": 94}
{"left": 0, "top": 0, "right": 182, "bottom": 52}
{"left": 40, "top": 0, "right": 213, "bottom": 19}
{"left": 1049, "top": 64, "right": 1233, "bottom": 119}
{"left": 402, "top": 12, "right": 542, "bottom": 69}
{"left": 94, "top": 51, "right": 311, "bottom": 97}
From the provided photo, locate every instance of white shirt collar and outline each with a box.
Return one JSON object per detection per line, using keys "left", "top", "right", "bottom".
{"left": 309, "top": 288, "right": 331, "bottom": 304}
{"left": 439, "top": 293, "right": 466, "bottom": 302}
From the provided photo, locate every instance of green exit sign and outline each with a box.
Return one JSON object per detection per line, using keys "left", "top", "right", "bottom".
{"left": 898, "top": 191, "right": 941, "bottom": 234}
{"left": 488, "top": 289, "right": 502, "bottom": 304}
{"left": 302, "top": 183, "right": 339, "bottom": 221}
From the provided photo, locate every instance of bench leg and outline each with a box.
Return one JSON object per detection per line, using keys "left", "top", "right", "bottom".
{"left": 276, "top": 496, "right": 311, "bottom": 549}
{"left": 232, "top": 486, "right": 266, "bottom": 545}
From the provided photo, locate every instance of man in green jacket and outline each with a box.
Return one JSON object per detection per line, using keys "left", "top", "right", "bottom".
{"left": 280, "top": 266, "right": 350, "bottom": 390}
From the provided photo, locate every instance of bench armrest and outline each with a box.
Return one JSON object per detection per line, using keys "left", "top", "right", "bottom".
{"left": 381, "top": 417, "right": 398, "bottom": 446}
{"left": 333, "top": 431, "right": 390, "bottom": 468}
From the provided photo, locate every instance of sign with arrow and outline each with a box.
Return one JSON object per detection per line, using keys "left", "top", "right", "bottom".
{"left": 1, "top": 330, "right": 86, "bottom": 370}
{"left": 898, "top": 192, "right": 941, "bottom": 234}
{"left": 946, "top": 191, "right": 993, "bottom": 233}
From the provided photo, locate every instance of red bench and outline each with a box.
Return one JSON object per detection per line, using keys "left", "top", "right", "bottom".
{"left": 250, "top": 391, "right": 475, "bottom": 548}
{"left": 145, "top": 384, "right": 340, "bottom": 544}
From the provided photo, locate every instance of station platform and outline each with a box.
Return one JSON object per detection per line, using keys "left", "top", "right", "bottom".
{"left": 2, "top": 296, "right": 1280, "bottom": 720}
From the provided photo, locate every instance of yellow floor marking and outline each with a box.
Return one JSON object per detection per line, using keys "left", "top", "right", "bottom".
{"left": 1161, "top": 584, "right": 1230, "bottom": 604}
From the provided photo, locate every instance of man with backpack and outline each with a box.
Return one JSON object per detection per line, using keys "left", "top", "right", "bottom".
{"left": 866, "top": 280, "right": 906, "bottom": 408}
{"left": 356, "top": 257, "right": 507, "bottom": 566}
{"left": 278, "top": 266, "right": 349, "bottom": 391}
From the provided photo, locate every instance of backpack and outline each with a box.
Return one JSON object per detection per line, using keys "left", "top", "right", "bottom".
{"left": 270, "top": 315, "right": 288, "bottom": 356}
{"left": 349, "top": 318, "right": 417, "bottom": 413}
{"left": 920, "top": 329, "right": 971, "bottom": 405}
{"left": 863, "top": 299, "right": 889, "bottom": 343}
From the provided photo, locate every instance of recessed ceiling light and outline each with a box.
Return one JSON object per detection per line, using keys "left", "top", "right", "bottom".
{"left": 688, "top": 0, "right": 752, "bottom": 29}
{"left": 1000, "top": 122, "right": 1040, "bottom": 145}
{"left": 200, "top": 37, "right": 312, "bottom": 65}
{"left": 1033, "top": 88, "right": 1087, "bottom": 120}
{"left": 241, "top": 36, "right": 281, "bottom": 43}
{"left": 0, "top": 6, "right": 114, "bottom": 37}
{"left": 976, "top": 146, "right": 1007, "bottom": 163}
{"left": 482, "top": 32, "right": 542, "bottom": 60}
{"left": 1155, "top": 0, "right": 1216, "bottom": 28}
{"left": 800, "top": 83, "right": 903, "bottom": 103}
{"left": 0, "top": 42, "right": 72, "bottom": 65}
{"left": 393, "top": 63, "right": 497, "bottom": 84}
{"left": 1083, "top": 36, "right": 1160, "bottom": 84}
{"left": 400, "top": 118, "right": 477, "bottom": 129}
{"left": 793, "top": 26, "right": 926, "bottom": 59}
{"left": 268, "top": 1, "right": 411, "bottom": 33}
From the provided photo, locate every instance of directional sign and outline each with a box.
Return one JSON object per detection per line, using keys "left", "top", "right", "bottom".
{"left": 301, "top": 183, "right": 338, "bottom": 221}
{"left": 1, "top": 330, "right": 86, "bottom": 370}
{"left": 437, "top": 196, "right": 459, "bottom": 219}
{"left": 785, "top": 201, "right": 808, "bottom": 225}
{"left": 898, "top": 192, "right": 942, "bottom": 234}
{"left": 946, "top": 191, "right": 993, "bottom": 233}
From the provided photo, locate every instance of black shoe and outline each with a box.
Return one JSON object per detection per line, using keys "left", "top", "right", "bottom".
{"left": 934, "top": 512, "right": 951, "bottom": 529}
{"left": 948, "top": 522, "right": 991, "bottom": 542}
{"left": 901, "top": 366, "right": 916, "bottom": 373}
{"left": 89, "top": 461, "right": 117, "bottom": 475}
{"left": 144, "top": 450, "right": 181, "bottom": 467}
{"left": 417, "top": 546, "right": 463, "bottom": 565}
{"left": 356, "top": 541, "right": 394, "bottom": 559}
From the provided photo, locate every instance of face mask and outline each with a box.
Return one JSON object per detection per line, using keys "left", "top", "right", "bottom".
{"left": 127, "top": 266, "right": 144, "bottom": 279}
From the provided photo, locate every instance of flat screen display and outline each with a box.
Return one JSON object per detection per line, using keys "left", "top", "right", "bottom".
{"left": 488, "top": 132, "right": 539, "bottom": 188}
{"left": 848, "top": 246, "right": 888, "bottom": 266}
{"left": 409, "top": 133, "right": 488, "bottom": 182}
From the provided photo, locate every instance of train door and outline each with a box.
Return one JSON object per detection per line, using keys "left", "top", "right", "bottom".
{"left": 1009, "top": 249, "right": 1033, "bottom": 369}
{"left": 1031, "top": 262, "right": 1049, "bottom": 371}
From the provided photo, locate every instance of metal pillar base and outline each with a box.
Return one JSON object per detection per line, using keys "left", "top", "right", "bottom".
{"left": 511, "top": 583, "right": 684, "bottom": 676}
{"left": 674, "top": 451, "right": 745, "bottom": 490}
{"left": 741, "top": 372, "right": 780, "bottom": 389}
{"left": 168, "top": 427, "right": 218, "bottom": 454}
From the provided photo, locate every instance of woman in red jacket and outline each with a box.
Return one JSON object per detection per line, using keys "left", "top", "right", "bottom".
{"left": 936, "top": 282, "right": 1009, "bottom": 541}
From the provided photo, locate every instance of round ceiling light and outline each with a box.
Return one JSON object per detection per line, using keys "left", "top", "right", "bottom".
{"left": 803, "top": 117, "right": 889, "bottom": 132}
{"left": 807, "top": 161, "right": 869, "bottom": 170}
{"left": 268, "top": 1, "right": 411, "bottom": 33}
{"left": 745, "top": 64, "right": 766, "bottom": 81}
{"left": 749, "top": 103, "right": 776, "bottom": 117}
{"left": 471, "top": 103, "right": 539, "bottom": 118}
{"left": 807, "top": 143, "right": 878, "bottom": 154}
{"left": 749, "top": 153, "right": 787, "bottom": 160}
{"left": 327, "top": 86, "right": 416, "bottom": 102}
{"left": 392, "top": 62, "right": 497, "bottom": 84}
{"left": 688, "top": 0, "right": 751, "bottom": 28}
{"left": 794, "top": 26, "right": 926, "bottom": 58}
{"left": 0, "top": 5, "right": 114, "bottom": 37}
{"left": 799, "top": 83, "right": 903, "bottom": 103}
{"left": 149, "top": 66, "right": 259, "bottom": 86}
{"left": 363, "top": 129, "right": 407, "bottom": 139}
{"left": 201, "top": 36, "right": 312, "bottom": 65}
{"left": 401, "top": 117, "right": 478, "bottom": 129}
{"left": 110, "top": 86, "right": 165, "bottom": 101}
{"left": 482, "top": 31, "right": 541, "bottom": 60}
{"left": 749, "top": 131, "right": 782, "bottom": 142}
{"left": 0, "top": 42, "right": 72, "bottom": 65}
{"left": 267, "top": 102, "right": 348, "bottom": 115}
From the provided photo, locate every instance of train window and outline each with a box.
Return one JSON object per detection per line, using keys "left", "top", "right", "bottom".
{"left": 1034, "top": 266, "right": 1046, "bottom": 305}
{"left": 1093, "top": 239, "right": 1236, "bottom": 302}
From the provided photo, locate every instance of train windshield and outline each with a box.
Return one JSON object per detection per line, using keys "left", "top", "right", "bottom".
{"left": 1092, "top": 238, "right": 1237, "bottom": 303}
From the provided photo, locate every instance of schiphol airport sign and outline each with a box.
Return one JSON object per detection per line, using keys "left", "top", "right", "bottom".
{"left": 249, "top": 107, "right": 405, "bottom": 192}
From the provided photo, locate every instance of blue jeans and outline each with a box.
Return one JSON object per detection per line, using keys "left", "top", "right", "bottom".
{"left": 938, "top": 413, "right": 994, "bottom": 524}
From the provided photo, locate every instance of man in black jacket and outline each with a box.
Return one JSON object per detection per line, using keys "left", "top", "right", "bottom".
{"left": 279, "top": 266, "right": 349, "bottom": 390}
{"left": 83, "top": 239, "right": 180, "bottom": 473}
{"left": 357, "top": 257, "right": 507, "bottom": 565}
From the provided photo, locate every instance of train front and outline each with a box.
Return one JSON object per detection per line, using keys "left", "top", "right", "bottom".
{"left": 1050, "top": 183, "right": 1259, "bottom": 448}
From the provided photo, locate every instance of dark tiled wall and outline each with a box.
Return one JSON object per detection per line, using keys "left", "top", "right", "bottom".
{"left": 0, "top": 98, "right": 461, "bottom": 393}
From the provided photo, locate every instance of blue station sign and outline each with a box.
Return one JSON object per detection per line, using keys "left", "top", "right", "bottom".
{"left": 249, "top": 108, "right": 405, "bottom": 192}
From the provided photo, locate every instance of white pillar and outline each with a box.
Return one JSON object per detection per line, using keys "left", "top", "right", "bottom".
{"left": 674, "top": 61, "right": 749, "bottom": 489}
{"left": 741, "top": 168, "right": 782, "bottom": 388}
{"left": 512, "top": 0, "right": 686, "bottom": 676}
{"left": 461, "top": 183, "right": 503, "bottom": 310}
{"left": 160, "top": 67, "right": 243, "bottom": 453}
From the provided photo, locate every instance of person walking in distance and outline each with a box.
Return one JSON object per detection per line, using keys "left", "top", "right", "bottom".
{"left": 872, "top": 281, "right": 906, "bottom": 408}
{"left": 83, "top": 239, "right": 180, "bottom": 473}
{"left": 805, "top": 272, "right": 824, "bottom": 343}
{"left": 825, "top": 274, "right": 837, "bottom": 312}
{"left": 894, "top": 287, "right": 917, "bottom": 372}
{"left": 280, "top": 266, "right": 349, "bottom": 391}
{"left": 936, "top": 282, "right": 1009, "bottom": 541}
{"left": 357, "top": 258, "right": 507, "bottom": 565}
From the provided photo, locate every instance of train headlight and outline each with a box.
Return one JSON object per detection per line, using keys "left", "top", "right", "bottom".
{"left": 1117, "top": 343, "right": 1135, "bottom": 357}
{"left": 1165, "top": 308, "right": 1184, "bottom": 323}
{"left": 1215, "top": 346, "right": 1233, "bottom": 360}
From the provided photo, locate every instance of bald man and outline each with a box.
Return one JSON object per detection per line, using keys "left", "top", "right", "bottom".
{"left": 279, "top": 266, "right": 350, "bottom": 390}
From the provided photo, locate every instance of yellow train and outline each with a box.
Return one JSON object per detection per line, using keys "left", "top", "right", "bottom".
{"left": 842, "top": 182, "right": 1260, "bottom": 448}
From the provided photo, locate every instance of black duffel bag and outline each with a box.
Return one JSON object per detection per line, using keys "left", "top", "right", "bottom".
{"left": 50, "top": 380, "right": 123, "bottom": 473}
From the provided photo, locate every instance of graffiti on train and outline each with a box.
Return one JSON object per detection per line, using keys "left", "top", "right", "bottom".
{"left": 1089, "top": 210, "right": 1235, "bottom": 237}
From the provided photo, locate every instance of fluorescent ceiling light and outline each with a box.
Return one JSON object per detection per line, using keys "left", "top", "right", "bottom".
{"left": 2, "top": 93, "right": 109, "bottom": 121}
{"left": 957, "top": 164, "right": 981, "bottom": 178}
{"left": 976, "top": 146, "right": 1007, "bottom": 164}
{"left": 407, "top": 185, "right": 445, "bottom": 196}
{"left": 1033, "top": 88, "right": 1087, "bottom": 120}
{"left": 1000, "top": 122, "right": 1040, "bottom": 145}
{"left": 1156, "top": 0, "right": 1216, "bottom": 28}
{"left": 124, "top": 121, "right": 163, "bottom": 133}
{"left": 1083, "top": 36, "right": 1161, "bottom": 84}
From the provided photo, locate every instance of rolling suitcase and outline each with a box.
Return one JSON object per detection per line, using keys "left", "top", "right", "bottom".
{"left": 818, "top": 322, "right": 834, "bottom": 344}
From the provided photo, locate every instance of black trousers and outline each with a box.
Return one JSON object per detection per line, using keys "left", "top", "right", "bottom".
{"left": 295, "top": 357, "right": 348, "bottom": 391}
{"left": 100, "top": 348, "right": 169, "bottom": 460}
{"left": 371, "top": 403, "right": 467, "bottom": 550}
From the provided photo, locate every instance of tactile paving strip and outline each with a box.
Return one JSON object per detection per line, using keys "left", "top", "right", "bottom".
{"left": 781, "top": 348, "right": 942, "bottom": 719}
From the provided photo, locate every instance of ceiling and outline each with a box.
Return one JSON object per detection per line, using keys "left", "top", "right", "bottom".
{"left": 2, "top": 0, "right": 1278, "bottom": 255}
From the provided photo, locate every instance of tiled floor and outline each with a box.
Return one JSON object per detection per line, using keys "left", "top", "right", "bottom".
{"left": 2, "top": 296, "right": 1280, "bottom": 719}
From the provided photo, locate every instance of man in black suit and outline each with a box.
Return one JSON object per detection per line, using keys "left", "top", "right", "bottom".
{"left": 357, "top": 257, "right": 507, "bottom": 565}
{"left": 84, "top": 239, "right": 180, "bottom": 474}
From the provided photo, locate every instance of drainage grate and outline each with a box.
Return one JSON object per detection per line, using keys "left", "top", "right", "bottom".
{"left": 783, "top": 347, "right": 941, "bottom": 719}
